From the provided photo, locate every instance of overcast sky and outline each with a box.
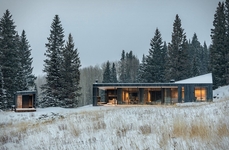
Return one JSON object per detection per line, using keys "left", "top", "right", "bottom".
{"left": 0, "top": 0, "right": 221, "bottom": 75}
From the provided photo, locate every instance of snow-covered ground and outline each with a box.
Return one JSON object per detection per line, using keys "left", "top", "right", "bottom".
{"left": 0, "top": 86, "right": 229, "bottom": 150}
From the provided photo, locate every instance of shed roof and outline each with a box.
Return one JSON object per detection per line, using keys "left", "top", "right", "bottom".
{"left": 15, "top": 91, "right": 36, "bottom": 95}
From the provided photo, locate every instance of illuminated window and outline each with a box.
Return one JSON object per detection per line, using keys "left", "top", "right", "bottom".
{"left": 195, "top": 87, "right": 206, "bottom": 101}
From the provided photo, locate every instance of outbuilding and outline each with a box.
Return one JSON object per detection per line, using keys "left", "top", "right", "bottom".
{"left": 14, "top": 91, "right": 36, "bottom": 112}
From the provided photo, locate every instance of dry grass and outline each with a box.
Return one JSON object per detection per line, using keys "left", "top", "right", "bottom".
{"left": 58, "top": 123, "right": 67, "bottom": 131}
{"left": 173, "top": 117, "right": 210, "bottom": 140}
{"left": 173, "top": 116, "right": 229, "bottom": 141}
{"left": 116, "top": 127, "right": 127, "bottom": 138}
{"left": 190, "top": 122, "right": 209, "bottom": 139}
{"left": 1, "top": 100, "right": 229, "bottom": 149}
{"left": 69, "top": 122, "right": 81, "bottom": 137}
{"left": 93, "top": 120, "right": 106, "bottom": 130}
{"left": 217, "top": 122, "right": 229, "bottom": 137}
{"left": 173, "top": 117, "right": 188, "bottom": 138}
{"left": 139, "top": 124, "right": 152, "bottom": 135}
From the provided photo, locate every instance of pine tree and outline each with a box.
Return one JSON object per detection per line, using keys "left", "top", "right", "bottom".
{"left": 18, "top": 30, "right": 36, "bottom": 90}
{"left": 110, "top": 63, "right": 117, "bottom": 83}
{"left": 210, "top": 2, "right": 227, "bottom": 89}
{"left": 190, "top": 33, "right": 202, "bottom": 76}
{"left": 225, "top": 0, "right": 229, "bottom": 85}
{"left": 15, "top": 33, "right": 26, "bottom": 91}
{"left": 202, "top": 42, "right": 210, "bottom": 74}
{"left": 61, "top": 34, "right": 81, "bottom": 108}
{"left": 41, "top": 15, "right": 65, "bottom": 107}
{"left": 0, "top": 10, "right": 20, "bottom": 108}
{"left": 166, "top": 14, "right": 189, "bottom": 81}
{"left": 102, "top": 61, "right": 111, "bottom": 83}
{"left": 137, "top": 55, "right": 147, "bottom": 83}
{"left": 119, "top": 50, "right": 126, "bottom": 83}
{"left": 145, "top": 28, "right": 164, "bottom": 83}
{"left": 0, "top": 67, "right": 5, "bottom": 109}
{"left": 118, "top": 50, "right": 139, "bottom": 83}
{"left": 161, "top": 41, "right": 167, "bottom": 82}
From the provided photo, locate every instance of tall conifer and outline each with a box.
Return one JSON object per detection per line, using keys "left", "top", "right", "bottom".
{"left": 0, "top": 10, "right": 19, "bottom": 108}
{"left": 145, "top": 28, "right": 164, "bottom": 82}
{"left": 61, "top": 34, "right": 81, "bottom": 107}
{"left": 166, "top": 14, "right": 189, "bottom": 81}
{"left": 103, "top": 61, "right": 111, "bottom": 83}
{"left": 225, "top": 0, "right": 229, "bottom": 84}
{"left": 18, "top": 30, "right": 36, "bottom": 90}
{"left": 41, "top": 15, "right": 65, "bottom": 107}
{"left": 210, "top": 2, "right": 227, "bottom": 89}
{"left": 111, "top": 63, "right": 118, "bottom": 83}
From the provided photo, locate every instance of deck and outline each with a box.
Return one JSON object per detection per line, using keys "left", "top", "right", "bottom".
{"left": 15, "top": 108, "right": 36, "bottom": 112}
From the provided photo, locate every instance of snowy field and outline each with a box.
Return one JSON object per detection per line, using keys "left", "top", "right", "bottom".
{"left": 0, "top": 86, "right": 229, "bottom": 150}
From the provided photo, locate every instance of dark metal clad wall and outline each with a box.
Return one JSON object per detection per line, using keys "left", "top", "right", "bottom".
{"left": 139, "top": 88, "right": 144, "bottom": 104}
{"left": 207, "top": 85, "right": 213, "bottom": 101}
{"left": 92, "top": 87, "right": 97, "bottom": 106}
{"left": 178, "top": 85, "right": 182, "bottom": 103}
{"left": 117, "top": 88, "right": 122, "bottom": 104}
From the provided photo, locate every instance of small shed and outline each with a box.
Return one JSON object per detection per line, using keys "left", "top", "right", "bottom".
{"left": 14, "top": 91, "right": 36, "bottom": 112}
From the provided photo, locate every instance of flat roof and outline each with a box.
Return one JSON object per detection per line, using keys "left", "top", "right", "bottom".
{"left": 15, "top": 91, "right": 36, "bottom": 95}
{"left": 93, "top": 73, "right": 213, "bottom": 90}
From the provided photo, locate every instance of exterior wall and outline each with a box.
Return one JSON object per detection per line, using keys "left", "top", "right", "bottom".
{"left": 17, "top": 95, "right": 22, "bottom": 108}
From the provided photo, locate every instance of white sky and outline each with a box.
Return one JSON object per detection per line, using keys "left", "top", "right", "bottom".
{"left": 0, "top": 0, "right": 221, "bottom": 75}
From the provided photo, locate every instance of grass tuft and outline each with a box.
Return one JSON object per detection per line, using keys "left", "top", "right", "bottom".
{"left": 139, "top": 124, "right": 152, "bottom": 135}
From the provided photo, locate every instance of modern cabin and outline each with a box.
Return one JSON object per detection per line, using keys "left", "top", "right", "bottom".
{"left": 14, "top": 91, "right": 36, "bottom": 112}
{"left": 92, "top": 73, "right": 213, "bottom": 106}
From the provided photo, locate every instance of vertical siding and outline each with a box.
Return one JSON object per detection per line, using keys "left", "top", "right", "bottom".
{"left": 178, "top": 85, "right": 182, "bottom": 103}
{"left": 17, "top": 95, "right": 22, "bottom": 108}
{"left": 117, "top": 88, "right": 122, "bottom": 104}
{"left": 92, "top": 86, "right": 97, "bottom": 106}
{"left": 139, "top": 88, "right": 144, "bottom": 104}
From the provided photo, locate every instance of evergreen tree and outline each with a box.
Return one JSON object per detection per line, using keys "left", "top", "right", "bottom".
{"left": 118, "top": 50, "right": 139, "bottom": 83}
{"left": 61, "top": 34, "right": 81, "bottom": 108}
{"left": 145, "top": 28, "right": 164, "bottom": 83}
{"left": 18, "top": 30, "right": 36, "bottom": 90}
{"left": 190, "top": 33, "right": 202, "bottom": 76}
{"left": 161, "top": 41, "right": 167, "bottom": 82}
{"left": 15, "top": 33, "right": 26, "bottom": 91}
{"left": 0, "top": 67, "right": 5, "bottom": 109}
{"left": 41, "top": 15, "right": 65, "bottom": 107}
{"left": 110, "top": 63, "right": 117, "bottom": 83}
{"left": 119, "top": 50, "right": 126, "bottom": 83}
{"left": 102, "top": 61, "right": 111, "bottom": 83}
{"left": 202, "top": 42, "right": 210, "bottom": 74}
{"left": 225, "top": 0, "right": 229, "bottom": 85}
{"left": 0, "top": 10, "right": 19, "bottom": 108}
{"left": 210, "top": 2, "right": 227, "bottom": 89}
{"left": 137, "top": 55, "right": 147, "bottom": 83}
{"left": 166, "top": 14, "right": 189, "bottom": 81}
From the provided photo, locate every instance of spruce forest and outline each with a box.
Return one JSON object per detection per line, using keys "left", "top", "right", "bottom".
{"left": 0, "top": 1, "right": 229, "bottom": 109}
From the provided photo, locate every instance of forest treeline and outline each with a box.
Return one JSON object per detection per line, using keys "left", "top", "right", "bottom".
{"left": 1, "top": 1, "right": 229, "bottom": 108}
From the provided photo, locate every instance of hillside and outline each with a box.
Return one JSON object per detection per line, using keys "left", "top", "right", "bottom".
{"left": 0, "top": 86, "right": 229, "bottom": 150}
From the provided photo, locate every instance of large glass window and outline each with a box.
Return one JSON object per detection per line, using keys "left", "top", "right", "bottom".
{"left": 195, "top": 87, "right": 207, "bottom": 101}
{"left": 122, "top": 88, "right": 139, "bottom": 104}
{"left": 144, "top": 88, "right": 162, "bottom": 105}
{"left": 171, "top": 88, "right": 178, "bottom": 103}
{"left": 182, "top": 87, "right": 184, "bottom": 102}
